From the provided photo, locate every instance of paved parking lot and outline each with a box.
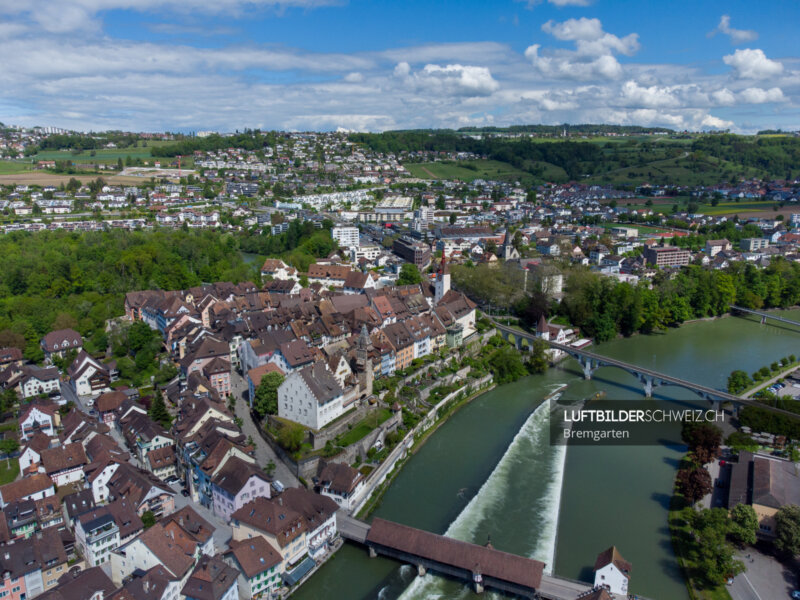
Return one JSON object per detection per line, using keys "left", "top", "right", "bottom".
{"left": 729, "top": 546, "right": 799, "bottom": 600}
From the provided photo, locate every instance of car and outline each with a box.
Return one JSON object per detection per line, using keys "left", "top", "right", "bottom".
{"left": 181, "top": 489, "right": 190, "bottom": 497}
{"left": 272, "top": 480, "right": 285, "bottom": 493}
{"left": 790, "top": 590, "right": 800, "bottom": 599}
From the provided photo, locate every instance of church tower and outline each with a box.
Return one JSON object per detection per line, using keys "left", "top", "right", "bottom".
{"left": 434, "top": 252, "right": 451, "bottom": 304}
{"left": 355, "top": 324, "right": 374, "bottom": 398}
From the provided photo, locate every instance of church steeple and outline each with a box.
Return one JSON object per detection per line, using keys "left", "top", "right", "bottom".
{"left": 435, "top": 251, "right": 451, "bottom": 304}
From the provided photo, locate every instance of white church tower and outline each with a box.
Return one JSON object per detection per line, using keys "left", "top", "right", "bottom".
{"left": 434, "top": 252, "right": 451, "bottom": 304}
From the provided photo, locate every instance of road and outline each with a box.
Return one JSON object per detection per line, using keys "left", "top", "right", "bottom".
{"left": 230, "top": 371, "right": 299, "bottom": 488}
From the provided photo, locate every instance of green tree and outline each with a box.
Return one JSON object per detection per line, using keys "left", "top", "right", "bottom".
{"left": 729, "top": 504, "right": 758, "bottom": 546}
{"left": 774, "top": 504, "right": 800, "bottom": 556}
{"left": 141, "top": 510, "right": 156, "bottom": 529}
{"left": 0, "top": 439, "right": 19, "bottom": 467}
{"left": 148, "top": 392, "right": 171, "bottom": 428}
{"left": 397, "top": 263, "right": 422, "bottom": 286}
{"left": 277, "top": 423, "right": 305, "bottom": 453}
{"left": 727, "top": 370, "right": 752, "bottom": 394}
{"left": 254, "top": 371, "right": 284, "bottom": 417}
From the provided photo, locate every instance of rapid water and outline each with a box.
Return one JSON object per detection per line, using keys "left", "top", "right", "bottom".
{"left": 397, "top": 394, "right": 568, "bottom": 600}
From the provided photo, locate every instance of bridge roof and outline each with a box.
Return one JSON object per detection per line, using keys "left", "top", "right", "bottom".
{"left": 366, "top": 518, "right": 544, "bottom": 590}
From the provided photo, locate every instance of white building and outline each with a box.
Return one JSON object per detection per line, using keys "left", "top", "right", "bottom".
{"left": 332, "top": 226, "right": 360, "bottom": 250}
{"left": 75, "top": 507, "right": 121, "bottom": 567}
{"left": 593, "top": 546, "right": 631, "bottom": 596}
{"left": 277, "top": 361, "right": 344, "bottom": 430}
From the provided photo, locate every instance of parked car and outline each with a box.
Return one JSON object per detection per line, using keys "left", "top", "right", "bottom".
{"left": 790, "top": 590, "right": 800, "bottom": 599}
{"left": 181, "top": 489, "right": 190, "bottom": 497}
{"left": 272, "top": 480, "right": 285, "bottom": 493}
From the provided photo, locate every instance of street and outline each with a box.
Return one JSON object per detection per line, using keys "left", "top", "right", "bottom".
{"left": 230, "top": 371, "right": 300, "bottom": 488}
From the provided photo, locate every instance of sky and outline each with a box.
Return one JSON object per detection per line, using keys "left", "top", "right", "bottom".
{"left": 0, "top": 0, "right": 798, "bottom": 133}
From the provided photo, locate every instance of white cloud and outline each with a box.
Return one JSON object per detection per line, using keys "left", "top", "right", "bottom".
{"left": 709, "top": 15, "right": 758, "bottom": 45}
{"left": 738, "top": 87, "right": 785, "bottom": 103}
{"left": 344, "top": 72, "right": 364, "bottom": 82}
{"left": 548, "top": 0, "right": 593, "bottom": 6}
{"left": 700, "top": 114, "right": 734, "bottom": 130}
{"left": 723, "top": 48, "right": 783, "bottom": 79}
{"left": 397, "top": 63, "right": 499, "bottom": 96}
{"left": 619, "top": 81, "right": 680, "bottom": 108}
{"left": 711, "top": 88, "right": 736, "bottom": 106}
{"left": 526, "top": 18, "right": 639, "bottom": 81}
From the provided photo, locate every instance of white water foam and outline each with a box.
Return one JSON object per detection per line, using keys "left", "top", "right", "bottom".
{"left": 395, "top": 398, "right": 566, "bottom": 599}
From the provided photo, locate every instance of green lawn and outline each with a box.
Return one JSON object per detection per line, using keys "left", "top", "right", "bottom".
{"left": 404, "top": 159, "right": 533, "bottom": 184}
{"left": 0, "top": 458, "right": 20, "bottom": 486}
{"left": 336, "top": 409, "right": 392, "bottom": 447}
{"left": 0, "top": 161, "right": 34, "bottom": 174}
{"left": 30, "top": 141, "right": 189, "bottom": 166}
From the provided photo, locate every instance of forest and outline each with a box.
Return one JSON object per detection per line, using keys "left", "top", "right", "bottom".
{"left": 0, "top": 224, "right": 335, "bottom": 363}
{"left": 351, "top": 130, "right": 800, "bottom": 183}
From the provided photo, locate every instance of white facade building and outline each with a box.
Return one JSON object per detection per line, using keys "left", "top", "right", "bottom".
{"left": 332, "top": 226, "right": 360, "bottom": 250}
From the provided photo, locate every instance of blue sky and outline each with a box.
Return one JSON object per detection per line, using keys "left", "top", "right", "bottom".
{"left": 0, "top": 0, "right": 798, "bottom": 132}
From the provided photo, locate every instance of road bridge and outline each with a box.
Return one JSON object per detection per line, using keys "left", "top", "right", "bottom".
{"left": 730, "top": 305, "right": 800, "bottom": 328}
{"left": 490, "top": 321, "right": 800, "bottom": 420}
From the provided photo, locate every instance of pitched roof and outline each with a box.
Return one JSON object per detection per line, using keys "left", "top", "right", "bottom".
{"left": 226, "top": 537, "right": 282, "bottom": 578}
{"left": 231, "top": 497, "right": 307, "bottom": 548}
{"left": 41, "top": 442, "right": 87, "bottom": 475}
{"left": 135, "top": 522, "right": 197, "bottom": 578}
{"left": 0, "top": 473, "right": 53, "bottom": 505}
{"left": 181, "top": 554, "right": 238, "bottom": 600}
{"left": 317, "top": 462, "right": 363, "bottom": 496}
{"left": 752, "top": 455, "right": 800, "bottom": 509}
{"left": 211, "top": 455, "right": 269, "bottom": 496}
{"left": 161, "top": 505, "right": 215, "bottom": 545}
{"left": 95, "top": 390, "right": 127, "bottom": 413}
{"left": 41, "top": 329, "right": 82, "bottom": 353}
{"left": 366, "top": 518, "right": 544, "bottom": 590}
{"left": 41, "top": 567, "right": 114, "bottom": 600}
{"left": 296, "top": 361, "right": 343, "bottom": 405}
{"left": 594, "top": 546, "right": 631, "bottom": 576}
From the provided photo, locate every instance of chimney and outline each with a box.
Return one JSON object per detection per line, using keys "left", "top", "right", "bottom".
{"left": 278, "top": 497, "right": 283, "bottom": 506}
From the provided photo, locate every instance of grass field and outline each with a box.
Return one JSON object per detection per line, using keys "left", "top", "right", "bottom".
{"left": 28, "top": 141, "right": 190, "bottom": 166}
{"left": 336, "top": 408, "right": 392, "bottom": 447}
{"left": 0, "top": 161, "right": 34, "bottom": 175}
{"left": 404, "top": 159, "right": 535, "bottom": 184}
{"left": 0, "top": 458, "right": 19, "bottom": 486}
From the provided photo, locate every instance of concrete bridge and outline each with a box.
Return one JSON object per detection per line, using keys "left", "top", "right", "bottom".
{"left": 490, "top": 321, "right": 800, "bottom": 420}
{"left": 730, "top": 305, "right": 800, "bottom": 328}
{"left": 338, "top": 514, "right": 617, "bottom": 599}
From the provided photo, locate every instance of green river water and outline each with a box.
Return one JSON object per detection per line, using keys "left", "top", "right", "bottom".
{"left": 291, "top": 310, "right": 800, "bottom": 600}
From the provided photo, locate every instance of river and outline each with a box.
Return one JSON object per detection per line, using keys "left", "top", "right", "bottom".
{"left": 293, "top": 310, "right": 800, "bottom": 600}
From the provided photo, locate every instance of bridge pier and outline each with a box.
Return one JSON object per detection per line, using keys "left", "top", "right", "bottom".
{"left": 417, "top": 564, "right": 427, "bottom": 576}
{"left": 578, "top": 356, "right": 597, "bottom": 379}
{"left": 368, "top": 546, "right": 377, "bottom": 558}
{"left": 761, "top": 315, "right": 767, "bottom": 325}
{"left": 639, "top": 374, "right": 655, "bottom": 398}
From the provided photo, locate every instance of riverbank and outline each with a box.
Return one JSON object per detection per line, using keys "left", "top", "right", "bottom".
{"left": 356, "top": 379, "right": 496, "bottom": 520}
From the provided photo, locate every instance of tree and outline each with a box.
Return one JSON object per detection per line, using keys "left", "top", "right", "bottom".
{"left": 277, "top": 423, "right": 305, "bottom": 453}
{"left": 148, "top": 392, "right": 171, "bottom": 428}
{"left": 0, "top": 439, "right": 19, "bottom": 467}
{"left": 141, "top": 510, "right": 156, "bottom": 529}
{"left": 449, "top": 213, "right": 457, "bottom": 225}
{"left": 397, "top": 263, "right": 422, "bottom": 286}
{"left": 727, "top": 370, "right": 752, "bottom": 394}
{"left": 774, "top": 504, "right": 800, "bottom": 556}
{"left": 0, "top": 330, "right": 25, "bottom": 352}
{"left": 676, "top": 466, "right": 712, "bottom": 504}
{"left": 254, "top": 371, "right": 284, "bottom": 417}
{"left": 729, "top": 504, "right": 758, "bottom": 546}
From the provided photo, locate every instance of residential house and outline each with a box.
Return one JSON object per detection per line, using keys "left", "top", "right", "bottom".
{"left": 39, "top": 567, "right": 115, "bottom": 600}
{"left": 231, "top": 497, "right": 308, "bottom": 566}
{"left": 40, "top": 443, "right": 87, "bottom": 488}
{"left": 0, "top": 474, "right": 55, "bottom": 508}
{"left": 105, "top": 462, "right": 175, "bottom": 518}
{"left": 112, "top": 565, "right": 181, "bottom": 600}
{"left": 18, "top": 367, "right": 61, "bottom": 400}
{"left": 181, "top": 554, "right": 238, "bottom": 600}
{"left": 210, "top": 456, "right": 271, "bottom": 522}
{"left": 315, "top": 462, "right": 365, "bottom": 511}
{"left": 41, "top": 329, "right": 83, "bottom": 363}
{"left": 68, "top": 351, "right": 111, "bottom": 397}
{"left": 146, "top": 445, "right": 178, "bottom": 481}
{"left": 279, "top": 487, "right": 338, "bottom": 560}
{"left": 224, "top": 537, "right": 283, "bottom": 599}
